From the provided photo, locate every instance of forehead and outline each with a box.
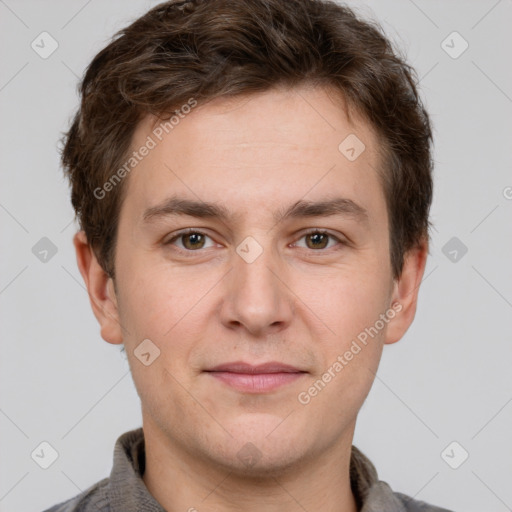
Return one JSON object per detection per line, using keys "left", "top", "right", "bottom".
{"left": 120, "top": 85, "right": 386, "bottom": 227}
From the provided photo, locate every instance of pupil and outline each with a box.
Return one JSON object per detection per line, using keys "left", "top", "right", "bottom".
{"left": 309, "top": 233, "right": 327, "bottom": 249}
{"left": 186, "top": 233, "right": 203, "bottom": 249}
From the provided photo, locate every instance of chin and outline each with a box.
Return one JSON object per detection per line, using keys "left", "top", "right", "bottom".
{"left": 215, "top": 444, "right": 310, "bottom": 480}
{"left": 205, "top": 416, "right": 311, "bottom": 477}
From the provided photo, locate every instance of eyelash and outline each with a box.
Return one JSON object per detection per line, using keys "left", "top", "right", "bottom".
{"left": 164, "top": 228, "right": 346, "bottom": 256}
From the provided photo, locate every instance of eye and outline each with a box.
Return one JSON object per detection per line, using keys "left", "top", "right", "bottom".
{"left": 293, "top": 230, "right": 345, "bottom": 251}
{"left": 164, "top": 228, "right": 346, "bottom": 254}
{"left": 165, "top": 229, "right": 215, "bottom": 251}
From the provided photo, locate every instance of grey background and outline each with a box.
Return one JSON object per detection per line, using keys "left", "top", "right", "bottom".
{"left": 1, "top": 0, "right": 511, "bottom": 511}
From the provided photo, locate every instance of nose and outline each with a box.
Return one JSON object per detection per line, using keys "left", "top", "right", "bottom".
{"left": 219, "top": 239, "right": 294, "bottom": 337}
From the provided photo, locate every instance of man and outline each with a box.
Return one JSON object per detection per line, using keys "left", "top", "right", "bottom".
{"left": 45, "top": 0, "right": 453, "bottom": 510}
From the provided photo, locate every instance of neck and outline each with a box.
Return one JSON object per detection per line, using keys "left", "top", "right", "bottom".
{"left": 141, "top": 419, "right": 359, "bottom": 512}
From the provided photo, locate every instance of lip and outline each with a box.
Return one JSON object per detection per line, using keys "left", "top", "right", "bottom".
{"left": 206, "top": 361, "right": 304, "bottom": 373}
{"left": 204, "top": 361, "right": 307, "bottom": 393}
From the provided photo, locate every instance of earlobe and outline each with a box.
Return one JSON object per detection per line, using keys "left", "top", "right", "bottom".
{"left": 73, "top": 231, "right": 124, "bottom": 345}
{"left": 384, "top": 239, "right": 428, "bottom": 345}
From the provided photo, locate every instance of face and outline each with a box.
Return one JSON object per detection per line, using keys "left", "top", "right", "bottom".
{"left": 77, "top": 85, "right": 426, "bottom": 477}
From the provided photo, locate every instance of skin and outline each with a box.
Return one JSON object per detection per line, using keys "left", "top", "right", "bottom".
{"left": 74, "top": 84, "right": 427, "bottom": 512}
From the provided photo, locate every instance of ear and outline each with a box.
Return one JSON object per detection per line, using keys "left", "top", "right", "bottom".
{"left": 73, "top": 230, "right": 124, "bottom": 345}
{"left": 384, "top": 238, "right": 428, "bottom": 345}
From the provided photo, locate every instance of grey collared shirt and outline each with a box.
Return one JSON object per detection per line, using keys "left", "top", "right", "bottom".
{"left": 42, "top": 428, "right": 454, "bottom": 512}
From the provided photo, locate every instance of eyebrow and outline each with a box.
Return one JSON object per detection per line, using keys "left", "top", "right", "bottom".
{"left": 142, "top": 195, "right": 369, "bottom": 226}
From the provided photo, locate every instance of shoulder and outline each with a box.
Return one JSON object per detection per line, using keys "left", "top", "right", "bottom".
{"left": 41, "top": 477, "right": 110, "bottom": 512}
{"left": 365, "top": 481, "right": 454, "bottom": 512}
{"left": 394, "top": 490, "right": 454, "bottom": 512}
{"left": 350, "top": 446, "right": 454, "bottom": 512}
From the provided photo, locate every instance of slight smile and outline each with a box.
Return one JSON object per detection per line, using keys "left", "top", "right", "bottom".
{"left": 204, "top": 361, "right": 308, "bottom": 393}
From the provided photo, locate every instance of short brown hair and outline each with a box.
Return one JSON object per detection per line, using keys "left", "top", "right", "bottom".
{"left": 62, "top": 0, "right": 433, "bottom": 281}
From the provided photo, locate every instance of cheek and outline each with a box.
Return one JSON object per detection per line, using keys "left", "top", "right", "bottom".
{"left": 119, "top": 269, "right": 208, "bottom": 426}
{"left": 118, "top": 261, "right": 208, "bottom": 340}
{"left": 297, "top": 269, "right": 390, "bottom": 391}
{"left": 118, "top": 264, "right": 216, "bottom": 393}
{"left": 294, "top": 274, "right": 388, "bottom": 418}
{"left": 306, "top": 267, "right": 391, "bottom": 338}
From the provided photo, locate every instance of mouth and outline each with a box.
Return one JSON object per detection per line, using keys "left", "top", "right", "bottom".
{"left": 204, "top": 361, "right": 307, "bottom": 393}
